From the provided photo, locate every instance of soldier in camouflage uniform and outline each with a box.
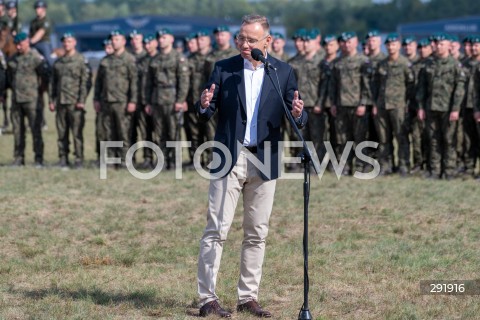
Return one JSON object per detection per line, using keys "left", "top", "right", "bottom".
{"left": 6, "top": 1, "right": 21, "bottom": 36}
{"left": 416, "top": 34, "right": 466, "bottom": 179}
{"left": 7, "top": 32, "right": 49, "bottom": 167}
{"left": 135, "top": 34, "right": 157, "bottom": 169}
{"left": 310, "top": 28, "right": 326, "bottom": 60}
{"left": 94, "top": 29, "right": 137, "bottom": 167}
{"left": 373, "top": 33, "right": 414, "bottom": 176}
{"left": 145, "top": 28, "right": 189, "bottom": 169}
{"left": 205, "top": 25, "right": 238, "bottom": 76}
{"left": 186, "top": 29, "right": 213, "bottom": 166}
{"left": 461, "top": 35, "right": 480, "bottom": 178}
{"left": 330, "top": 31, "right": 370, "bottom": 175}
{"left": 269, "top": 32, "right": 289, "bottom": 62}
{"left": 295, "top": 30, "right": 327, "bottom": 161}
{"left": 461, "top": 36, "right": 472, "bottom": 65}
{"left": 49, "top": 32, "right": 90, "bottom": 168}
{"left": 185, "top": 32, "right": 198, "bottom": 56}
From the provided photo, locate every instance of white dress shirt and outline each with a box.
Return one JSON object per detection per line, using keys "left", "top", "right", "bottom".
{"left": 243, "top": 58, "right": 265, "bottom": 147}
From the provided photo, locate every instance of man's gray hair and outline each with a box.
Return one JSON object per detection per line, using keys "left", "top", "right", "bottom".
{"left": 241, "top": 14, "right": 270, "bottom": 33}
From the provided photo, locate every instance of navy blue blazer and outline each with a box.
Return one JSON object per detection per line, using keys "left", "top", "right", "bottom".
{"left": 195, "top": 54, "right": 307, "bottom": 180}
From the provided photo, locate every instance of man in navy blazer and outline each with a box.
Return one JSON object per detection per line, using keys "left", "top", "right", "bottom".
{"left": 196, "top": 14, "right": 307, "bottom": 318}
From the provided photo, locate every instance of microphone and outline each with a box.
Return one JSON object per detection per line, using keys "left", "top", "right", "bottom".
{"left": 251, "top": 48, "right": 274, "bottom": 71}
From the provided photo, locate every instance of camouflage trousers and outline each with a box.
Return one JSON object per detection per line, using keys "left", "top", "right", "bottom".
{"left": 130, "top": 104, "right": 154, "bottom": 162}
{"left": 11, "top": 101, "right": 44, "bottom": 163}
{"left": 462, "top": 109, "right": 479, "bottom": 176}
{"left": 426, "top": 110, "right": 457, "bottom": 177}
{"left": 95, "top": 109, "right": 107, "bottom": 160}
{"left": 302, "top": 107, "right": 328, "bottom": 162}
{"left": 335, "top": 106, "right": 370, "bottom": 173}
{"left": 186, "top": 104, "right": 215, "bottom": 165}
{"left": 374, "top": 107, "right": 410, "bottom": 172}
{"left": 407, "top": 110, "right": 428, "bottom": 169}
{"left": 103, "top": 102, "right": 133, "bottom": 162}
{"left": 152, "top": 103, "right": 178, "bottom": 165}
{"left": 55, "top": 104, "right": 85, "bottom": 162}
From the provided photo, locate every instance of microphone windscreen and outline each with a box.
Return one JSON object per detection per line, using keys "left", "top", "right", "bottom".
{"left": 251, "top": 48, "right": 263, "bottom": 61}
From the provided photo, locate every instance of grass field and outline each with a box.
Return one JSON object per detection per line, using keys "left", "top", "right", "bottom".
{"left": 0, "top": 106, "right": 479, "bottom": 319}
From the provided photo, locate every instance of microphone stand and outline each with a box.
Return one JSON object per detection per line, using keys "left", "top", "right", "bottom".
{"left": 264, "top": 60, "right": 319, "bottom": 320}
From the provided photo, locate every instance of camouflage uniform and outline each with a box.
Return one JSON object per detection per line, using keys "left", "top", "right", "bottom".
{"left": 7, "top": 50, "right": 49, "bottom": 165}
{"left": 296, "top": 51, "right": 327, "bottom": 161}
{"left": 374, "top": 55, "right": 414, "bottom": 173}
{"left": 269, "top": 51, "right": 290, "bottom": 62}
{"left": 129, "top": 50, "right": 148, "bottom": 161}
{"left": 416, "top": 56, "right": 466, "bottom": 178}
{"left": 187, "top": 49, "right": 213, "bottom": 164}
{"left": 461, "top": 57, "right": 480, "bottom": 176}
{"left": 330, "top": 53, "right": 370, "bottom": 174}
{"left": 146, "top": 49, "right": 189, "bottom": 167}
{"left": 94, "top": 51, "right": 138, "bottom": 163}
{"left": 286, "top": 53, "right": 305, "bottom": 159}
{"left": 49, "top": 51, "right": 90, "bottom": 165}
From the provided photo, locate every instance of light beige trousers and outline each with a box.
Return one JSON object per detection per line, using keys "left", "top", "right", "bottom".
{"left": 197, "top": 148, "right": 277, "bottom": 307}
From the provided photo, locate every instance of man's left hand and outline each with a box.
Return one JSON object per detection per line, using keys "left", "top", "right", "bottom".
{"left": 292, "top": 90, "right": 303, "bottom": 118}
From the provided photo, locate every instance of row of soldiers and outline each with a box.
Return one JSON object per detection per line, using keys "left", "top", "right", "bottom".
{"left": 283, "top": 28, "right": 480, "bottom": 180}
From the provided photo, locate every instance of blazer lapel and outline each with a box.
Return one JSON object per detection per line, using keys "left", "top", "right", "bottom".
{"left": 233, "top": 56, "right": 247, "bottom": 113}
{"left": 258, "top": 59, "right": 276, "bottom": 111}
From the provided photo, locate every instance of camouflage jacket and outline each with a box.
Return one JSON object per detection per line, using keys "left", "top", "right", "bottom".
{"left": 145, "top": 49, "right": 189, "bottom": 106}
{"left": 374, "top": 55, "right": 415, "bottom": 110}
{"left": 330, "top": 53, "right": 370, "bottom": 107}
{"left": 296, "top": 52, "right": 323, "bottom": 107}
{"left": 132, "top": 50, "right": 147, "bottom": 104}
{"left": 416, "top": 56, "right": 466, "bottom": 112}
{"left": 269, "top": 51, "right": 290, "bottom": 62}
{"left": 363, "top": 52, "right": 386, "bottom": 106}
{"left": 204, "top": 46, "right": 238, "bottom": 80}
{"left": 461, "top": 57, "right": 479, "bottom": 110}
{"left": 318, "top": 57, "right": 339, "bottom": 108}
{"left": 187, "top": 50, "right": 211, "bottom": 105}
{"left": 50, "top": 51, "right": 90, "bottom": 105}
{"left": 94, "top": 50, "right": 137, "bottom": 104}
{"left": 7, "top": 50, "right": 49, "bottom": 103}
{"left": 137, "top": 53, "right": 156, "bottom": 105}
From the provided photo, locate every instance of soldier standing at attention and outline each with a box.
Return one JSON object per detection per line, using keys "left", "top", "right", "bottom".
{"left": 373, "top": 33, "right": 414, "bottom": 176}
{"left": 269, "top": 32, "right": 289, "bottom": 61}
{"left": 49, "top": 32, "right": 90, "bottom": 169}
{"left": 135, "top": 34, "right": 158, "bottom": 169}
{"left": 186, "top": 30, "right": 212, "bottom": 167}
{"left": 145, "top": 28, "right": 189, "bottom": 170}
{"left": 7, "top": 32, "right": 49, "bottom": 167}
{"left": 94, "top": 29, "right": 137, "bottom": 168}
{"left": 310, "top": 28, "right": 326, "bottom": 60}
{"left": 330, "top": 31, "right": 370, "bottom": 176}
{"left": 185, "top": 32, "right": 198, "bottom": 56}
{"left": 416, "top": 34, "right": 466, "bottom": 179}
{"left": 461, "top": 36, "right": 472, "bottom": 65}
{"left": 205, "top": 25, "right": 237, "bottom": 76}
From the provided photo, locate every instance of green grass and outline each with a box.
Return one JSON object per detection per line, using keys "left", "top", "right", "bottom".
{"left": 0, "top": 105, "right": 479, "bottom": 319}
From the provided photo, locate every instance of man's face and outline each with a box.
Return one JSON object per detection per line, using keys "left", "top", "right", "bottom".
{"left": 294, "top": 38, "right": 303, "bottom": 52}
{"left": 419, "top": 45, "right": 432, "bottom": 58}
{"left": 145, "top": 40, "right": 158, "bottom": 54}
{"left": 187, "top": 38, "right": 198, "bottom": 53}
{"left": 345, "top": 37, "right": 358, "bottom": 55}
{"left": 197, "top": 35, "right": 211, "bottom": 51}
{"left": 7, "top": 7, "right": 16, "bottom": 18}
{"left": 403, "top": 42, "right": 417, "bottom": 56}
{"left": 386, "top": 41, "right": 400, "bottom": 56}
{"left": 111, "top": 35, "right": 126, "bottom": 51}
{"left": 16, "top": 39, "right": 30, "bottom": 54}
{"left": 158, "top": 34, "right": 174, "bottom": 50}
{"left": 35, "top": 7, "right": 46, "bottom": 18}
{"left": 436, "top": 40, "right": 450, "bottom": 57}
{"left": 214, "top": 31, "right": 230, "bottom": 48}
{"left": 130, "top": 35, "right": 144, "bottom": 51}
{"left": 104, "top": 44, "right": 114, "bottom": 55}
{"left": 450, "top": 41, "right": 461, "bottom": 55}
{"left": 325, "top": 40, "right": 339, "bottom": 56}
{"left": 472, "top": 43, "right": 480, "bottom": 57}
{"left": 237, "top": 22, "right": 271, "bottom": 62}
{"left": 303, "top": 39, "right": 316, "bottom": 54}
{"left": 62, "top": 37, "right": 76, "bottom": 52}
{"left": 272, "top": 38, "right": 285, "bottom": 52}
{"left": 464, "top": 43, "right": 472, "bottom": 56}
{"left": 367, "top": 36, "right": 381, "bottom": 52}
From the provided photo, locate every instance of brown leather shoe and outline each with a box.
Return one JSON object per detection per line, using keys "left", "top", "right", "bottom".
{"left": 237, "top": 300, "right": 272, "bottom": 318}
{"left": 199, "top": 300, "right": 232, "bottom": 318}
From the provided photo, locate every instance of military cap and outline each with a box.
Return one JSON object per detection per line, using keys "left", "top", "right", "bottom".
{"left": 365, "top": 29, "right": 380, "bottom": 39}
{"left": 129, "top": 29, "right": 143, "bottom": 39}
{"left": 430, "top": 32, "right": 447, "bottom": 42}
{"left": 195, "top": 29, "right": 210, "bottom": 38}
{"left": 5, "top": 1, "right": 15, "bottom": 9}
{"left": 462, "top": 35, "right": 472, "bottom": 44}
{"left": 272, "top": 32, "right": 284, "bottom": 40}
{"left": 13, "top": 32, "right": 28, "bottom": 44}
{"left": 310, "top": 28, "right": 321, "bottom": 38}
{"left": 402, "top": 35, "right": 416, "bottom": 45}
{"left": 302, "top": 30, "right": 317, "bottom": 41}
{"left": 384, "top": 33, "right": 400, "bottom": 44}
{"left": 110, "top": 29, "right": 125, "bottom": 37}
{"left": 322, "top": 34, "right": 337, "bottom": 45}
{"left": 417, "top": 38, "right": 431, "bottom": 47}
{"left": 184, "top": 32, "right": 197, "bottom": 42}
{"left": 34, "top": 0, "right": 47, "bottom": 8}
{"left": 60, "top": 31, "right": 75, "bottom": 41}
{"left": 103, "top": 38, "right": 112, "bottom": 46}
{"left": 340, "top": 31, "right": 357, "bottom": 42}
{"left": 156, "top": 28, "right": 173, "bottom": 37}
{"left": 449, "top": 34, "right": 459, "bottom": 43}
{"left": 213, "top": 25, "right": 230, "bottom": 34}
{"left": 292, "top": 28, "right": 307, "bottom": 40}
{"left": 470, "top": 35, "right": 480, "bottom": 44}
{"left": 143, "top": 34, "right": 156, "bottom": 44}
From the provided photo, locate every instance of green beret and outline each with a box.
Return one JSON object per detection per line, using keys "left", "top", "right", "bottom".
{"left": 184, "top": 32, "right": 197, "bottom": 42}
{"left": 302, "top": 30, "right": 317, "bottom": 41}
{"left": 402, "top": 36, "right": 416, "bottom": 46}
{"left": 14, "top": 32, "right": 28, "bottom": 44}
{"left": 470, "top": 35, "right": 480, "bottom": 44}
{"left": 340, "top": 31, "right": 357, "bottom": 42}
{"left": 430, "top": 32, "right": 447, "bottom": 42}
{"left": 196, "top": 29, "right": 210, "bottom": 38}
{"left": 103, "top": 38, "right": 112, "bottom": 46}
{"left": 449, "top": 34, "right": 459, "bottom": 43}
{"left": 322, "top": 34, "right": 337, "bottom": 45}
{"left": 110, "top": 29, "right": 125, "bottom": 37}
{"left": 156, "top": 28, "right": 173, "bottom": 37}
{"left": 60, "top": 31, "right": 75, "bottom": 42}
{"left": 292, "top": 28, "right": 307, "bottom": 40}
{"left": 417, "top": 38, "right": 431, "bottom": 47}
{"left": 129, "top": 29, "right": 143, "bottom": 39}
{"left": 462, "top": 35, "right": 472, "bottom": 44}
{"left": 143, "top": 34, "right": 155, "bottom": 44}
{"left": 272, "top": 32, "right": 284, "bottom": 40}
{"left": 384, "top": 33, "right": 400, "bottom": 44}
{"left": 310, "top": 28, "right": 321, "bottom": 38}
{"left": 365, "top": 29, "right": 380, "bottom": 39}
{"left": 213, "top": 25, "right": 230, "bottom": 34}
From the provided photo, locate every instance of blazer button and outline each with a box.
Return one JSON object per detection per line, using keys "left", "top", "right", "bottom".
{"left": 242, "top": 120, "right": 246, "bottom": 125}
